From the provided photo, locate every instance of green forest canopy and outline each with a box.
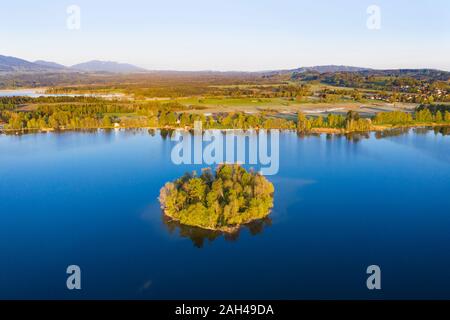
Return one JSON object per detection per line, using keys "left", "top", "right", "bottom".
{"left": 1, "top": 95, "right": 450, "bottom": 132}
{"left": 159, "top": 165, "right": 274, "bottom": 232}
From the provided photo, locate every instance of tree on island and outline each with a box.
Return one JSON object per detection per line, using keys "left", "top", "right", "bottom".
{"left": 159, "top": 164, "right": 274, "bottom": 232}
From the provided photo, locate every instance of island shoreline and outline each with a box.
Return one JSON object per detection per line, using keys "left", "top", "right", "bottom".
{"left": 162, "top": 210, "right": 273, "bottom": 234}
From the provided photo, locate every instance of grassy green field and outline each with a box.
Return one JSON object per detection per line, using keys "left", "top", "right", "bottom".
{"left": 176, "top": 97, "right": 292, "bottom": 108}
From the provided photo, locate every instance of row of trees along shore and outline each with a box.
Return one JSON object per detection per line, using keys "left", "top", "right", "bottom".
{"left": 0, "top": 97, "right": 296, "bottom": 130}
{"left": 1, "top": 97, "right": 449, "bottom": 132}
{"left": 297, "top": 109, "right": 450, "bottom": 132}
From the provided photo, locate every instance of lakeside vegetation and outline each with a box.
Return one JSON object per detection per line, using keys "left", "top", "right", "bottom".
{"left": 1, "top": 68, "right": 450, "bottom": 134}
{"left": 296, "top": 108, "right": 450, "bottom": 133}
{"left": 2, "top": 68, "right": 449, "bottom": 103}
{"left": 292, "top": 69, "right": 450, "bottom": 104}
{"left": 159, "top": 165, "right": 274, "bottom": 232}
{"left": 1, "top": 94, "right": 449, "bottom": 134}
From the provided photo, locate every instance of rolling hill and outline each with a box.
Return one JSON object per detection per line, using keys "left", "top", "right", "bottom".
{"left": 70, "top": 60, "right": 147, "bottom": 73}
{"left": 0, "top": 55, "right": 147, "bottom": 73}
{"left": 0, "top": 55, "right": 47, "bottom": 72}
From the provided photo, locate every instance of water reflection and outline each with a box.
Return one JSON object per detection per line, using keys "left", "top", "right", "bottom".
{"left": 342, "top": 132, "right": 370, "bottom": 142}
{"left": 293, "top": 127, "right": 450, "bottom": 141}
{"left": 297, "top": 131, "right": 371, "bottom": 142}
{"left": 433, "top": 126, "right": 450, "bottom": 136}
{"left": 375, "top": 127, "right": 410, "bottom": 139}
{"left": 3, "top": 126, "right": 450, "bottom": 139}
{"left": 162, "top": 214, "right": 272, "bottom": 248}
{"left": 411, "top": 126, "right": 450, "bottom": 136}
{"left": 159, "top": 129, "right": 174, "bottom": 140}
{"left": 414, "top": 127, "right": 431, "bottom": 135}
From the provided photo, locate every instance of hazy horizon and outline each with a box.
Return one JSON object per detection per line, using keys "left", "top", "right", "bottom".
{"left": 5, "top": 55, "right": 450, "bottom": 73}
{"left": 5, "top": 54, "right": 450, "bottom": 73}
{"left": 1, "top": 0, "right": 449, "bottom": 71}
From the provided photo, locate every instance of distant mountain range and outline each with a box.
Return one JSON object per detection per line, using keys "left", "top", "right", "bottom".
{"left": 291, "top": 65, "right": 371, "bottom": 73}
{"left": 0, "top": 55, "right": 147, "bottom": 73}
{"left": 262, "top": 65, "right": 372, "bottom": 77}
{"left": 34, "top": 60, "right": 68, "bottom": 70}
{"left": 0, "top": 55, "right": 49, "bottom": 72}
{"left": 0, "top": 54, "right": 448, "bottom": 77}
{"left": 71, "top": 60, "right": 147, "bottom": 73}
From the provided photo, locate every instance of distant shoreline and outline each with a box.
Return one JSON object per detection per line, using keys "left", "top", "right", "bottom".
{"left": 1, "top": 123, "right": 449, "bottom": 135}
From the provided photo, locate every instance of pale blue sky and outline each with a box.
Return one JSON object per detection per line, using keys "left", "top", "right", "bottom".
{"left": 1, "top": 0, "right": 449, "bottom": 71}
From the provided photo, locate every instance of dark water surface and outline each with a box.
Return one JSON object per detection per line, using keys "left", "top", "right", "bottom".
{"left": 0, "top": 128, "right": 449, "bottom": 299}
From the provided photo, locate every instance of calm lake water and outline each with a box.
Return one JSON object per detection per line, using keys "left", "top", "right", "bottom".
{"left": 0, "top": 89, "right": 75, "bottom": 98}
{"left": 0, "top": 89, "right": 123, "bottom": 98}
{"left": 0, "top": 128, "right": 449, "bottom": 299}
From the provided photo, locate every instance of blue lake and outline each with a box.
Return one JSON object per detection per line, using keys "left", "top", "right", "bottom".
{"left": 0, "top": 89, "right": 73, "bottom": 98}
{"left": 0, "top": 128, "right": 449, "bottom": 299}
{"left": 0, "top": 89, "right": 121, "bottom": 98}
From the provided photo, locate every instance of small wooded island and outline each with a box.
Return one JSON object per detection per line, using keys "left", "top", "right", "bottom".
{"left": 159, "top": 164, "right": 274, "bottom": 232}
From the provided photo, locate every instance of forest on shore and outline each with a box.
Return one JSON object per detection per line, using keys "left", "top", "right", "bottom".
{"left": 1, "top": 96, "right": 450, "bottom": 134}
